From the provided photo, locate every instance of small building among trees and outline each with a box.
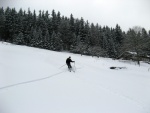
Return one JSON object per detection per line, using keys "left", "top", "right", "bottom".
{"left": 117, "top": 51, "right": 150, "bottom": 64}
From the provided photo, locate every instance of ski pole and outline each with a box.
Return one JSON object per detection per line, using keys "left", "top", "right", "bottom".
{"left": 74, "top": 62, "right": 76, "bottom": 71}
{"left": 59, "top": 64, "right": 66, "bottom": 69}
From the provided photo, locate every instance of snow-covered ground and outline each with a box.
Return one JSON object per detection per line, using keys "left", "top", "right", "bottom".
{"left": 0, "top": 42, "right": 150, "bottom": 113}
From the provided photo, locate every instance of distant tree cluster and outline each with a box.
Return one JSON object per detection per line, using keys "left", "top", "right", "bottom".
{"left": 0, "top": 7, "right": 150, "bottom": 61}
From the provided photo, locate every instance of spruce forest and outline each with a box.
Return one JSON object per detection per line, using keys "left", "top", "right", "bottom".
{"left": 0, "top": 7, "right": 150, "bottom": 61}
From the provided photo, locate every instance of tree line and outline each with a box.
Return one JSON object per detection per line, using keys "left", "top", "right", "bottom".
{"left": 0, "top": 7, "right": 150, "bottom": 61}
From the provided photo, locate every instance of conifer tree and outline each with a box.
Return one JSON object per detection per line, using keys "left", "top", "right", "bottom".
{"left": 14, "top": 32, "right": 24, "bottom": 45}
{"left": 30, "top": 27, "right": 38, "bottom": 47}
{"left": 0, "top": 7, "right": 5, "bottom": 41}
{"left": 4, "top": 7, "right": 13, "bottom": 41}
{"left": 114, "top": 24, "right": 123, "bottom": 57}
{"left": 43, "top": 28, "right": 50, "bottom": 49}
{"left": 79, "top": 17, "right": 85, "bottom": 43}
{"left": 69, "top": 14, "right": 75, "bottom": 33}
{"left": 51, "top": 10, "right": 57, "bottom": 32}
{"left": 56, "top": 11, "right": 61, "bottom": 33}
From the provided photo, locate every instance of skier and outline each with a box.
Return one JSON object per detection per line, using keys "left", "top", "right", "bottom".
{"left": 66, "top": 56, "right": 75, "bottom": 71}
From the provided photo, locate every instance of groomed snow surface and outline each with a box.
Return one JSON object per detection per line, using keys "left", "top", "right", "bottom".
{"left": 0, "top": 42, "right": 150, "bottom": 113}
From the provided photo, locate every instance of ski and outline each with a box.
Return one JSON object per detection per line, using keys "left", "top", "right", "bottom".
{"left": 68, "top": 68, "right": 71, "bottom": 72}
{"left": 68, "top": 68, "right": 75, "bottom": 72}
{"left": 71, "top": 67, "right": 75, "bottom": 73}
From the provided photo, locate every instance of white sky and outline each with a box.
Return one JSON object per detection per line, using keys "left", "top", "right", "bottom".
{"left": 1, "top": 0, "right": 150, "bottom": 31}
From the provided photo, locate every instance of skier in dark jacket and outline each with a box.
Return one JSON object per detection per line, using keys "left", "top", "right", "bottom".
{"left": 66, "top": 56, "right": 75, "bottom": 70}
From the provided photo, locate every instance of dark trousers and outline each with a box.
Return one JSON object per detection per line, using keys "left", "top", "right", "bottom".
{"left": 67, "top": 63, "right": 72, "bottom": 69}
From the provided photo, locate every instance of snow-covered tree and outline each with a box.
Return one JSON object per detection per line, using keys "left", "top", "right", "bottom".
{"left": 14, "top": 32, "right": 24, "bottom": 45}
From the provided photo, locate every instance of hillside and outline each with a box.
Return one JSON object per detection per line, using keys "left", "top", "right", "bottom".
{"left": 0, "top": 42, "right": 150, "bottom": 113}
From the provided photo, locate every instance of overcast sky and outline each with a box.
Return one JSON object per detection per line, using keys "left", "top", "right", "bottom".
{"left": 1, "top": 0, "right": 150, "bottom": 31}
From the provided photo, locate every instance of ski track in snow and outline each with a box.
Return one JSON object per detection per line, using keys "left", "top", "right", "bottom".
{"left": 0, "top": 70, "right": 67, "bottom": 90}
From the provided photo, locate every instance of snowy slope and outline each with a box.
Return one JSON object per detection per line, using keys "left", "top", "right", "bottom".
{"left": 0, "top": 42, "right": 150, "bottom": 113}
